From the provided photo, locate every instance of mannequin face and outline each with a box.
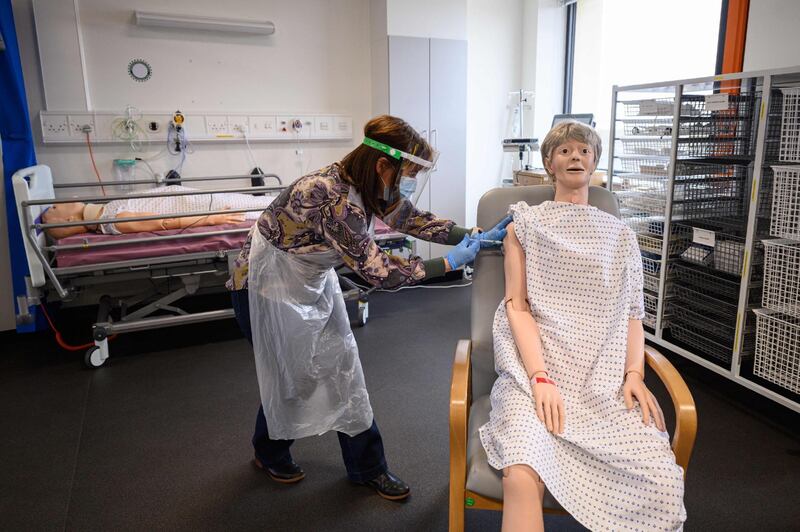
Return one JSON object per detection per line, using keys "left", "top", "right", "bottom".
{"left": 43, "top": 202, "right": 86, "bottom": 223}
{"left": 544, "top": 140, "right": 596, "bottom": 191}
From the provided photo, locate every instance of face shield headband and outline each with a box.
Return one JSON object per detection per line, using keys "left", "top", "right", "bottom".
{"left": 362, "top": 137, "right": 439, "bottom": 206}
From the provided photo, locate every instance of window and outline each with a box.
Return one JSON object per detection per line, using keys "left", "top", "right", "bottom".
{"left": 569, "top": 0, "right": 723, "bottom": 170}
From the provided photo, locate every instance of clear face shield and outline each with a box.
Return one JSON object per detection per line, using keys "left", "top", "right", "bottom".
{"left": 363, "top": 137, "right": 439, "bottom": 207}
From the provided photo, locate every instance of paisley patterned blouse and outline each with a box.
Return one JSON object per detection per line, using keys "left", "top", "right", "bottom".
{"left": 227, "top": 163, "right": 467, "bottom": 291}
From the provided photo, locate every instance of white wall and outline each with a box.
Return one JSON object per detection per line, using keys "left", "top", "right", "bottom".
{"left": 386, "top": 0, "right": 467, "bottom": 40}
{"left": 743, "top": 0, "right": 800, "bottom": 71}
{"left": 465, "top": 0, "right": 525, "bottom": 227}
{"left": 2, "top": 0, "right": 374, "bottom": 330}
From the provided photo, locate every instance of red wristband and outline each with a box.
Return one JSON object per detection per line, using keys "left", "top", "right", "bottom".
{"left": 534, "top": 376, "right": 556, "bottom": 386}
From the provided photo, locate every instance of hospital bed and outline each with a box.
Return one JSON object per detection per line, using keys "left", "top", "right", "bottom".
{"left": 12, "top": 165, "right": 368, "bottom": 368}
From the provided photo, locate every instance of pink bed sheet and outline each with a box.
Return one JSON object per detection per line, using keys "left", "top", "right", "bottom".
{"left": 55, "top": 221, "right": 254, "bottom": 267}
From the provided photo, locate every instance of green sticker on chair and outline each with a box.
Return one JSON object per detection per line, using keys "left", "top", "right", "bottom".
{"left": 465, "top": 497, "right": 475, "bottom": 507}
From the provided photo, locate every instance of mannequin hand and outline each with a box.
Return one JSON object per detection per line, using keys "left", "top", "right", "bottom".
{"left": 473, "top": 215, "right": 513, "bottom": 248}
{"left": 623, "top": 372, "right": 666, "bottom": 431}
{"left": 532, "top": 380, "right": 565, "bottom": 434}
{"left": 210, "top": 206, "right": 246, "bottom": 225}
{"left": 445, "top": 235, "right": 481, "bottom": 269}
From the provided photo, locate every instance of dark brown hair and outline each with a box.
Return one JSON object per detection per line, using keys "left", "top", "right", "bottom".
{"left": 339, "top": 115, "right": 432, "bottom": 216}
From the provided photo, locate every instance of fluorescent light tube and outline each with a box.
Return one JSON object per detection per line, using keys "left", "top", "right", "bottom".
{"left": 134, "top": 11, "right": 275, "bottom": 35}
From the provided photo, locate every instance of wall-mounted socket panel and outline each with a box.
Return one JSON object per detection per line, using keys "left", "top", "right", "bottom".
{"left": 249, "top": 116, "right": 277, "bottom": 137}
{"left": 41, "top": 114, "right": 70, "bottom": 141}
{"left": 67, "top": 115, "right": 96, "bottom": 139}
{"left": 205, "top": 115, "right": 230, "bottom": 137}
{"left": 41, "top": 111, "right": 353, "bottom": 143}
{"left": 227, "top": 116, "right": 250, "bottom": 137}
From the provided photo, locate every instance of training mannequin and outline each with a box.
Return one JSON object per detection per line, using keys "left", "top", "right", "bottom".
{"left": 479, "top": 121, "right": 686, "bottom": 531}
{"left": 41, "top": 185, "right": 273, "bottom": 239}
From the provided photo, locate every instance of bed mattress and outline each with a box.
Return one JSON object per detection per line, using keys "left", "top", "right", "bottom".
{"left": 54, "top": 221, "right": 254, "bottom": 267}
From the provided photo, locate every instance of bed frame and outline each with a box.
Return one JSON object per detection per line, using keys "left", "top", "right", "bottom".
{"left": 11, "top": 164, "right": 293, "bottom": 367}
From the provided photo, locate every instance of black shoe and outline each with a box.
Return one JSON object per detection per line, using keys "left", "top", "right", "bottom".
{"left": 356, "top": 470, "right": 410, "bottom": 501}
{"left": 253, "top": 456, "right": 305, "bottom": 484}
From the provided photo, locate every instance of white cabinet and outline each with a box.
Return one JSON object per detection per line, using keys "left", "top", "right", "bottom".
{"left": 385, "top": 36, "right": 467, "bottom": 260}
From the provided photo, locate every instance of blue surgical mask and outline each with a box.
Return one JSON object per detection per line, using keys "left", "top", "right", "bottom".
{"left": 398, "top": 176, "right": 417, "bottom": 199}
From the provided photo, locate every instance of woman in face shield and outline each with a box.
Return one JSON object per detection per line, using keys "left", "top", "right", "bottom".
{"left": 227, "top": 115, "right": 511, "bottom": 501}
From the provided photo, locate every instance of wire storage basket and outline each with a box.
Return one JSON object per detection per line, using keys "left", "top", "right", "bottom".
{"left": 627, "top": 218, "right": 691, "bottom": 256}
{"left": 762, "top": 239, "right": 800, "bottom": 317}
{"left": 672, "top": 162, "right": 748, "bottom": 221}
{"left": 643, "top": 273, "right": 660, "bottom": 293}
{"left": 667, "top": 299, "right": 755, "bottom": 354}
{"left": 622, "top": 99, "right": 675, "bottom": 117}
{"left": 622, "top": 119, "right": 673, "bottom": 137}
{"left": 765, "top": 89, "right": 784, "bottom": 162}
{"left": 753, "top": 309, "right": 800, "bottom": 394}
{"left": 668, "top": 321, "right": 734, "bottom": 363}
{"left": 675, "top": 223, "right": 764, "bottom": 276}
{"left": 673, "top": 261, "right": 742, "bottom": 300}
{"left": 770, "top": 165, "right": 800, "bottom": 239}
{"left": 779, "top": 87, "right": 800, "bottom": 162}
{"left": 614, "top": 157, "right": 670, "bottom": 175}
{"left": 621, "top": 138, "right": 672, "bottom": 157}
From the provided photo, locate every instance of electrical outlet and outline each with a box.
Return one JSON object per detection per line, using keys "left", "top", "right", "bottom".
{"left": 206, "top": 115, "right": 230, "bottom": 136}
{"left": 333, "top": 117, "right": 353, "bottom": 138}
{"left": 68, "top": 115, "right": 95, "bottom": 138}
{"left": 248, "top": 116, "right": 276, "bottom": 138}
{"left": 41, "top": 114, "right": 70, "bottom": 141}
{"left": 314, "top": 116, "right": 333, "bottom": 138}
{"left": 228, "top": 116, "right": 249, "bottom": 137}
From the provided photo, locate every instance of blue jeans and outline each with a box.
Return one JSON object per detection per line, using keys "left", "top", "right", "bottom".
{"left": 230, "top": 289, "right": 388, "bottom": 482}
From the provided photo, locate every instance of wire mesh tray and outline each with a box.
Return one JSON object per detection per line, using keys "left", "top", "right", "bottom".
{"left": 622, "top": 120, "right": 674, "bottom": 137}
{"left": 779, "top": 88, "right": 800, "bottom": 162}
{"left": 643, "top": 312, "right": 656, "bottom": 329}
{"left": 641, "top": 256, "right": 675, "bottom": 277}
{"left": 676, "top": 137, "right": 754, "bottom": 158}
{"left": 762, "top": 239, "right": 800, "bottom": 317}
{"left": 668, "top": 321, "right": 733, "bottom": 364}
{"left": 672, "top": 261, "right": 743, "bottom": 301}
{"left": 614, "top": 157, "right": 671, "bottom": 175}
{"left": 618, "top": 194, "right": 668, "bottom": 217}
{"left": 671, "top": 284, "right": 740, "bottom": 321}
{"left": 754, "top": 308, "right": 800, "bottom": 394}
{"left": 622, "top": 99, "right": 675, "bottom": 117}
{"left": 681, "top": 93, "right": 757, "bottom": 120}
{"left": 667, "top": 300, "right": 754, "bottom": 353}
{"left": 620, "top": 138, "right": 672, "bottom": 157}
{"left": 644, "top": 292, "right": 660, "bottom": 314}
{"left": 770, "top": 165, "right": 800, "bottom": 239}
{"left": 643, "top": 273, "right": 660, "bottom": 293}
{"left": 675, "top": 223, "right": 764, "bottom": 275}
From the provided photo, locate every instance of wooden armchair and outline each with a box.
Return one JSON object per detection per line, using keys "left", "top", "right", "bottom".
{"left": 448, "top": 185, "right": 697, "bottom": 531}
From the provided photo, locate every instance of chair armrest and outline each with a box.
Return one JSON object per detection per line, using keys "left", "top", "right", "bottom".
{"left": 644, "top": 344, "right": 697, "bottom": 475}
{"left": 450, "top": 340, "right": 472, "bottom": 500}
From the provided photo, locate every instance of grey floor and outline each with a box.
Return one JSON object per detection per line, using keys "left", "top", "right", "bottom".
{"left": 1, "top": 286, "right": 799, "bottom": 531}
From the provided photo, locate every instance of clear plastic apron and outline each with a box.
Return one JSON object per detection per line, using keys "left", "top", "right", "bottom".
{"left": 247, "top": 223, "right": 373, "bottom": 440}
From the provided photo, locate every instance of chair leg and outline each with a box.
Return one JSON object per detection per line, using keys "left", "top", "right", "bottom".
{"left": 449, "top": 482, "right": 465, "bottom": 532}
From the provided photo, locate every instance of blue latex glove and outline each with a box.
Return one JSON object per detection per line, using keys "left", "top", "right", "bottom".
{"left": 474, "top": 214, "right": 513, "bottom": 248}
{"left": 446, "top": 235, "right": 481, "bottom": 270}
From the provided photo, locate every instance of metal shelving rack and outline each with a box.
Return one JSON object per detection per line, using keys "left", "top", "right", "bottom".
{"left": 608, "top": 67, "right": 800, "bottom": 413}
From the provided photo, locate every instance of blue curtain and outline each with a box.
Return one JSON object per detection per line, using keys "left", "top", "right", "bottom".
{"left": 1, "top": 0, "right": 38, "bottom": 332}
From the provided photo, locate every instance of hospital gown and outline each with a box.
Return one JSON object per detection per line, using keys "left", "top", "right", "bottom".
{"left": 479, "top": 200, "right": 686, "bottom": 531}
{"left": 99, "top": 185, "right": 274, "bottom": 234}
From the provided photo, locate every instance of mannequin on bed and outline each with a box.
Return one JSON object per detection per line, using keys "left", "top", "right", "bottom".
{"left": 41, "top": 185, "right": 274, "bottom": 239}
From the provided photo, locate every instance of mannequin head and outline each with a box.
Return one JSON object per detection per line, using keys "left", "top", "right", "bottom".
{"left": 541, "top": 121, "right": 602, "bottom": 194}
{"left": 41, "top": 202, "right": 89, "bottom": 238}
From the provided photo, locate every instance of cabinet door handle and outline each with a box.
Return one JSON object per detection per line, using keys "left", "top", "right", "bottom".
{"left": 431, "top": 129, "right": 437, "bottom": 149}
{"left": 420, "top": 129, "right": 428, "bottom": 141}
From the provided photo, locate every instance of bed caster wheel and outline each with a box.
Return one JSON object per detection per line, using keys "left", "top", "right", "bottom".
{"left": 84, "top": 346, "right": 106, "bottom": 368}
{"left": 356, "top": 300, "right": 368, "bottom": 327}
